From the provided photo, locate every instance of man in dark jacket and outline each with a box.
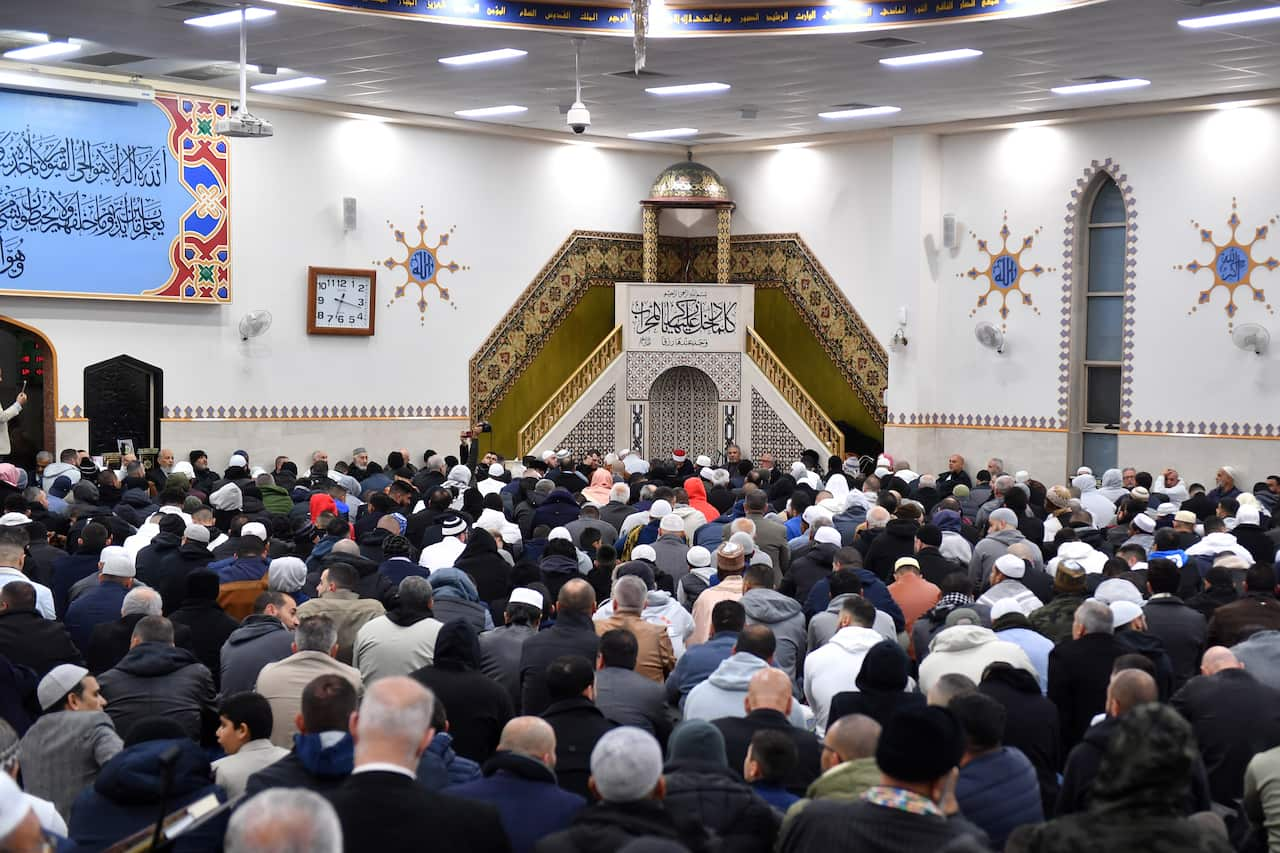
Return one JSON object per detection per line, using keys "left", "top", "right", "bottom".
{"left": 133, "top": 513, "right": 185, "bottom": 592}
{"left": 520, "top": 579, "right": 600, "bottom": 715}
{"left": 0, "top": 580, "right": 81, "bottom": 676}
{"left": 451, "top": 716, "right": 586, "bottom": 853}
{"left": 780, "top": 705, "right": 989, "bottom": 853}
{"left": 151, "top": 524, "right": 215, "bottom": 615}
{"left": 325, "top": 676, "right": 512, "bottom": 853}
{"left": 65, "top": 717, "right": 226, "bottom": 852}
{"left": 949, "top": 691, "right": 1043, "bottom": 848}
{"left": 219, "top": 591, "right": 298, "bottom": 695}
{"left": 167, "top": 570, "right": 238, "bottom": 691}
{"left": 980, "top": 663, "right": 1060, "bottom": 816}
{"left": 455, "top": 527, "right": 514, "bottom": 623}
{"left": 1170, "top": 645, "right": 1280, "bottom": 806}
{"left": 50, "top": 521, "right": 111, "bottom": 618}
{"left": 1207, "top": 563, "right": 1280, "bottom": 647}
{"left": 914, "top": 524, "right": 962, "bottom": 588}
{"left": 244, "top": 673, "right": 358, "bottom": 796}
{"left": 1142, "top": 558, "right": 1207, "bottom": 689}
{"left": 863, "top": 515, "right": 920, "bottom": 582}
{"left": 540, "top": 655, "right": 616, "bottom": 801}
{"left": 1232, "top": 505, "right": 1276, "bottom": 567}
{"left": 536, "top": 726, "right": 712, "bottom": 853}
{"left": 1047, "top": 599, "right": 1128, "bottom": 752}
{"left": 86, "top": 587, "right": 193, "bottom": 675}
{"left": 481, "top": 591, "right": 543, "bottom": 708}
{"left": 532, "top": 488, "right": 581, "bottom": 532}
{"left": 781, "top": 529, "right": 840, "bottom": 604}
{"left": 714, "top": 667, "right": 822, "bottom": 796}
{"left": 411, "top": 620, "right": 514, "bottom": 765}
{"left": 98, "top": 616, "right": 216, "bottom": 743}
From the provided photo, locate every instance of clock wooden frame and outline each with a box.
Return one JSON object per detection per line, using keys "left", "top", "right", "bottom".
{"left": 307, "top": 267, "right": 377, "bottom": 336}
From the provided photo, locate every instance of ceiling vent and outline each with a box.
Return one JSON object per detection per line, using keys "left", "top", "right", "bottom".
{"left": 858, "top": 36, "right": 922, "bottom": 48}
{"left": 170, "top": 64, "right": 237, "bottom": 81}
{"left": 76, "top": 51, "right": 153, "bottom": 67}
{"left": 692, "top": 131, "right": 738, "bottom": 140}
{"left": 161, "top": 1, "right": 234, "bottom": 12}
{"left": 606, "top": 68, "right": 670, "bottom": 79}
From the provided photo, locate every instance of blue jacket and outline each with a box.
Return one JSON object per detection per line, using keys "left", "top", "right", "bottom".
{"left": 532, "top": 490, "right": 580, "bottom": 531}
{"left": 67, "top": 738, "right": 226, "bottom": 853}
{"left": 666, "top": 631, "right": 738, "bottom": 704}
{"left": 752, "top": 782, "right": 800, "bottom": 813}
{"left": 416, "top": 731, "right": 481, "bottom": 791}
{"left": 379, "top": 556, "right": 429, "bottom": 586}
{"left": 955, "top": 746, "right": 1043, "bottom": 847}
{"left": 804, "top": 571, "right": 905, "bottom": 631}
{"left": 65, "top": 582, "right": 129, "bottom": 653}
{"left": 51, "top": 552, "right": 103, "bottom": 619}
{"left": 450, "top": 751, "right": 585, "bottom": 853}
{"left": 215, "top": 555, "right": 269, "bottom": 584}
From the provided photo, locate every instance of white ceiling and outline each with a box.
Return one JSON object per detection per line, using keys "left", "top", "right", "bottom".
{"left": 3, "top": 0, "right": 1280, "bottom": 142}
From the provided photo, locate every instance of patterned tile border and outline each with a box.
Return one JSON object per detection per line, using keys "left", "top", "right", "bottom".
{"left": 58, "top": 404, "right": 468, "bottom": 421}
{"left": 885, "top": 412, "right": 1064, "bottom": 431}
{"left": 1061, "top": 158, "right": 1138, "bottom": 431}
{"left": 1124, "top": 421, "right": 1280, "bottom": 439}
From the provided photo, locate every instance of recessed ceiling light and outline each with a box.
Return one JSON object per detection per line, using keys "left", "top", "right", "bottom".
{"left": 184, "top": 7, "right": 276, "bottom": 27}
{"left": 251, "top": 76, "right": 325, "bottom": 92}
{"left": 1051, "top": 78, "right": 1150, "bottom": 95}
{"left": 3, "top": 41, "right": 81, "bottom": 61}
{"left": 438, "top": 48, "right": 528, "bottom": 66}
{"left": 644, "top": 82, "right": 731, "bottom": 96}
{"left": 818, "top": 105, "right": 901, "bottom": 119}
{"left": 1178, "top": 7, "right": 1280, "bottom": 29}
{"left": 880, "top": 48, "right": 982, "bottom": 67}
{"left": 627, "top": 127, "right": 699, "bottom": 139}
{"left": 454, "top": 104, "right": 528, "bottom": 117}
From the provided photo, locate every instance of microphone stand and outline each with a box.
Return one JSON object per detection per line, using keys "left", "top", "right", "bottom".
{"left": 147, "top": 745, "right": 181, "bottom": 852}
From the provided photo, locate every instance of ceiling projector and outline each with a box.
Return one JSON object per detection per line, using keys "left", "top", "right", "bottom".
{"left": 216, "top": 110, "right": 274, "bottom": 138}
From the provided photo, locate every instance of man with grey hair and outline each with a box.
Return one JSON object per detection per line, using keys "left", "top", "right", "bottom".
{"left": 326, "top": 676, "right": 510, "bottom": 852}
{"left": 85, "top": 585, "right": 193, "bottom": 675}
{"left": 538, "top": 726, "right": 700, "bottom": 851}
{"left": 226, "top": 788, "right": 342, "bottom": 853}
{"left": 98, "top": 615, "right": 214, "bottom": 742}
{"left": 353, "top": 576, "right": 444, "bottom": 684}
{"left": 594, "top": 576, "right": 675, "bottom": 682}
{"left": 1048, "top": 599, "right": 1129, "bottom": 753}
{"left": 598, "top": 482, "right": 635, "bottom": 535}
{"left": 969, "top": 507, "right": 1031, "bottom": 593}
{"left": 257, "top": 615, "right": 362, "bottom": 748}
{"left": 724, "top": 490, "right": 791, "bottom": 580}
{"left": 976, "top": 473, "right": 1015, "bottom": 530}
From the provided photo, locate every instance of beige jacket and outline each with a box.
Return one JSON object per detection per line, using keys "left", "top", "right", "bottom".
{"left": 296, "top": 590, "right": 385, "bottom": 664}
{"left": 595, "top": 611, "right": 676, "bottom": 683}
{"left": 255, "top": 651, "right": 363, "bottom": 747}
{"left": 689, "top": 575, "right": 745, "bottom": 646}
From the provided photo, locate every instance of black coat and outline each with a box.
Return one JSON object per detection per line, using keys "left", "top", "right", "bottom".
{"left": 455, "top": 530, "right": 514, "bottom": 619}
{"left": 1047, "top": 632, "right": 1128, "bottom": 753}
{"left": 0, "top": 608, "right": 81, "bottom": 676}
{"left": 1233, "top": 523, "right": 1276, "bottom": 569}
{"left": 536, "top": 800, "right": 712, "bottom": 853}
{"left": 519, "top": 612, "right": 600, "bottom": 715}
{"left": 1055, "top": 715, "right": 1212, "bottom": 816}
{"left": 1114, "top": 628, "right": 1175, "bottom": 700}
{"left": 915, "top": 546, "right": 963, "bottom": 588}
{"left": 662, "top": 759, "right": 780, "bottom": 853}
{"left": 1141, "top": 596, "right": 1207, "bottom": 689}
{"left": 327, "top": 769, "right": 511, "bottom": 853}
{"left": 168, "top": 599, "right": 238, "bottom": 691}
{"left": 863, "top": 519, "right": 919, "bottom": 581}
{"left": 50, "top": 551, "right": 103, "bottom": 618}
{"left": 780, "top": 798, "right": 989, "bottom": 853}
{"left": 134, "top": 533, "right": 181, "bottom": 591}
{"left": 713, "top": 708, "right": 822, "bottom": 796}
{"left": 151, "top": 542, "right": 215, "bottom": 615}
{"left": 981, "top": 665, "right": 1061, "bottom": 814}
{"left": 829, "top": 689, "right": 927, "bottom": 732}
{"left": 781, "top": 542, "right": 836, "bottom": 604}
{"left": 86, "top": 613, "right": 194, "bottom": 675}
{"left": 1170, "top": 668, "right": 1280, "bottom": 805}
{"left": 411, "top": 633, "right": 514, "bottom": 765}
{"left": 540, "top": 697, "right": 616, "bottom": 801}
{"left": 24, "top": 541, "right": 65, "bottom": 587}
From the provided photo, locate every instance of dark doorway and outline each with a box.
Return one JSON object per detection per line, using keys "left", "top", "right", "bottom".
{"left": 85, "top": 356, "right": 163, "bottom": 456}
{"left": 0, "top": 317, "right": 55, "bottom": 469}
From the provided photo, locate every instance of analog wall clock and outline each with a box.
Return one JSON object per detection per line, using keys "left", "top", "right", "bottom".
{"left": 307, "top": 267, "right": 376, "bottom": 336}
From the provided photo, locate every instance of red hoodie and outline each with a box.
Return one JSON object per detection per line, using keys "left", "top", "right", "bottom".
{"left": 684, "top": 476, "right": 717, "bottom": 524}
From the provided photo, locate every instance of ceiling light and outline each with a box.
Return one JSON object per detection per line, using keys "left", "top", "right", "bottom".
{"left": 644, "top": 82, "right": 731, "bottom": 95}
{"left": 454, "top": 104, "right": 528, "bottom": 117}
{"left": 3, "top": 41, "right": 81, "bottom": 61}
{"left": 818, "top": 105, "right": 901, "bottom": 119}
{"left": 184, "top": 7, "right": 276, "bottom": 27}
{"left": 439, "top": 48, "right": 528, "bottom": 66}
{"left": 1178, "top": 7, "right": 1280, "bottom": 29}
{"left": 0, "top": 69, "right": 153, "bottom": 101}
{"left": 1051, "top": 78, "right": 1150, "bottom": 95}
{"left": 251, "top": 76, "right": 325, "bottom": 92}
{"left": 880, "top": 48, "right": 982, "bottom": 67}
{"left": 627, "top": 127, "right": 698, "bottom": 139}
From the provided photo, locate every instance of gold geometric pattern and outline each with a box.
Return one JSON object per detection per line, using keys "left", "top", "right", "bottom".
{"left": 716, "top": 208, "right": 732, "bottom": 284}
{"left": 378, "top": 209, "right": 470, "bottom": 324}
{"left": 960, "top": 211, "right": 1051, "bottom": 331}
{"left": 1177, "top": 198, "right": 1278, "bottom": 331}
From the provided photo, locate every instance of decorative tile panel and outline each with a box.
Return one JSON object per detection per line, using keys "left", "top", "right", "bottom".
{"left": 626, "top": 351, "right": 740, "bottom": 401}
{"left": 554, "top": 385, "right": 617, "bottom": 455}
{"left": 750, "top": 389, "right": 807, "bottom": 463}
{"left": 649, "top": 368, "right": 721, "bottom": 458}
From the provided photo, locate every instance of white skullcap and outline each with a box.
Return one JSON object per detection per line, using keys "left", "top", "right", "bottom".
{"left": 241, "top": 521, "right": 268, "bottom": 541}
{"left": 791, "top": 461, "right": 807, "bottom": 476}
{"left": 509, "top": 587, "right": 544, "bottom": 609}
{"left": 1014, "top": 470, "right": 1030, "bottom": 484}
{"left": 548, "top": 527, "right": 572, "bottom": 542}
{"left": 659, "top": 514, "right": 684, "bottom": 533}
{"left": 1156, "top": 502, "right": 1177, "bottom": 518}
{"left": 1076, "top": 466, "right": 1093, "bottom": 476}
{"left": 632, "top": 544, "right": 657, "bottom": 562}
{"left": 989, "top": 598, "right": 1024, "bottom": 622}
{"left": 488, "top": 463, "right": 505, "bottom": 478}
{"left": 874, "top": 467, "right": 890, "bottom": 479}
{"left": 803, "top": 505, "right": 833, "bottom": 525}
{"left": 814, "top": 527, "right": 842, "bottom": 546}
{"left": 556, "top": 449, "right": 570, "bottom": 460}
{"left": 1111, "top": 600, "right": 1142, "bottom": 629}
{"left": 1095, "top": 578, "right": 1144, "bottom": 606}
{"left": 729, "top": 531, "right": 757, "bottom": 555}
{"left": 994, "top": 553, "right": 1026, "bottom": 579}
{"left": 228, "top": 454, "right": 248, "bottom": 469}
{"left": 648, "top": 500, "right": 672, "bottom": 519}
{"left": 99, "top": 545, "right": 135, "bottom": 578}
{"left": 695, "top": 455, "right": 712, "bottom": 468}
{"left": 989, "top": 507, "right": 1019, "bottom": 526}
{"left": 0, "top": 512, "right": 30, "bottom": 526}
{"left": 1238, "top": 506, "right": 1261, "bottom": 526}
{"left": 590, "top": 727, "right": 664, "bottom": 803}
{"left": 541, "top": 450, "right": 556, "bottom": 462}
{"left": 183, "top": 524, "right": 210, "bottom": 543}
{"left": 1132, "top": 514, "right": 1156, "bottom": 533}
{"left": 687, "top": 546, "right": 712, "bottom": 568}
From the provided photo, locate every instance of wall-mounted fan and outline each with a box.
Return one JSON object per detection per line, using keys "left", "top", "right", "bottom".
{"left": 1232, "top": 322, "right": 1270, "bottom": 355}
{"left": 238, "top": 310, "right": 273, "bottom": 341}
{"left": 974, "top": 321, "right": 1006, "bottom": 355}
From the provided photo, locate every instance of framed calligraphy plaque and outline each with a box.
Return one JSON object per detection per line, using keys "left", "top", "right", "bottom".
{"left": 0, "top": 88, "right": 231, "bottom": 303}
{"left": 619, "top": 283, "right": 752, "bottom": 352}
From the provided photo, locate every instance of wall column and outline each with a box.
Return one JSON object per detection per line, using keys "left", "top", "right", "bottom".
{"left": 642, "top": 206, "right": 659, "bottom": 283}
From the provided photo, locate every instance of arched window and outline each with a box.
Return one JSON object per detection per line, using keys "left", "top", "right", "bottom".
{"left": 1071, "top": 175, "right": 1126, "bottom": 474}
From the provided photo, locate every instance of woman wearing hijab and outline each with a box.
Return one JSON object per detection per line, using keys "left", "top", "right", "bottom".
{"left": 581, "top": 468, "right": 615, "bottom": 507}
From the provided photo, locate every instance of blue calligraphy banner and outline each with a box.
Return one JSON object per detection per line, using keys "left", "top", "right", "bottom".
{"left": 270, "top": 0, "right": 1095, "bottom": 35}
{"left": 0, "top": 88, "right": 231, "bottom": 302}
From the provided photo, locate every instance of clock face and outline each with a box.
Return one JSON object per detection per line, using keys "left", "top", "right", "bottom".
{"left": 308, "top": 268, "right": 376, "bottom": 336}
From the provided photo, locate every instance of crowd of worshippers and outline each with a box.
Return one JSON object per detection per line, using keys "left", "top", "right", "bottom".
{"left": 2, "top": 442, "right": 1280, "bottom": 852}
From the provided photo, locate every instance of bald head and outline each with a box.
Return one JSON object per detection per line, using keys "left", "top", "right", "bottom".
{"left": 1201, "top": 646, "right": 1244, "bottom": 676}
{"left": 1107, "top": 669, "right": 1158, "bottom": 718}
{"left": 557, "top": 578, "right": 596, "bottom": 616}
{"left": 353, "top": 676, "right": 435, "bottom": 769}
{"left": 825, "top": 714, "right": 881, "bottom": 763}
{"left": 745, "top": 667, "right": 793, "bottom": 714}
{"left": 376, "top": 514, "right": 402, "bottom": 536}
{"left": 497, "top": 716, "right": 556, "bottom": 767}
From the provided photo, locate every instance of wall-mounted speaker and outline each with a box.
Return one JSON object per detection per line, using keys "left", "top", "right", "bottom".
{"left": 342, "top": 197, "right": 357, "bottom": 232}
{"left": 942, "top": 213, "right": 958, "bottom": 249}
